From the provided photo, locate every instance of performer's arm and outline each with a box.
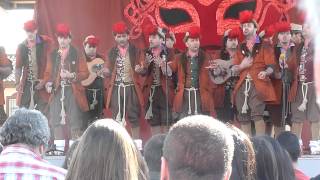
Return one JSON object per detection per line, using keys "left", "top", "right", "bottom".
{"left": 0, "top": 50, "right": 13, "bottom": 79}
{"left": 258, "top": 45, "right": 276, "bottom": 79}
{"left": 15, "top": 46, "right": 23, "bottom": 86}
{"left": 73, "top": 58, "right": 89, "bottom": 82}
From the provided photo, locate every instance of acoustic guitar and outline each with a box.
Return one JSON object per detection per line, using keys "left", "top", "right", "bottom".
{"left": 210, "top": 59, "right": 234, "bottom": 85}
{"left": 81, "top": 58, "right": 105, "bottom": 86}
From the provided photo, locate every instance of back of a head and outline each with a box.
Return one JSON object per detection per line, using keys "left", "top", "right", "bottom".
{"left": 144, "top": 134, "right": 166, "bottom": 173}
{"left": 276, "top": 131, "right": 300, "bottom": 162}
{"left": 0, "top": 108, "right": 50, "bottom": 147}
{"left": 65, "top": 119, "right": 149, "bottom": 180}
{"left": 228, "top": 125, "right": 256, "bottom": 180}
{"left": 253, "top": 136, "right": 295, "bottom": 180}
{"left": 163, "top": 115, "right": 234, "bottom": 180}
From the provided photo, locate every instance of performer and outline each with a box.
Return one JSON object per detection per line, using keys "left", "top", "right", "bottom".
{"left": 232, "top": 11, "right": 277, "bottom": 136}
{"left": 82, "top": 35, "right": 105, "bottom": 125}
{"left": 104, "top": 21, "right": 151, "bottom": 139}
{"left": 135, "top": 25, "right": 174, "bottom": 134}
{"left": 0, "top": 47, "right": 12, "bottom": 125}
{"left": 165, "top": 26, "right": 215, "bottom": 118}
{"left": 291, "top": 22, "right": 320, "bottom": 151}
{"left": 44, "top": 24, "right": 89, "bottom": 139}
{"left": 291, "top": 23, "right": 303, "bottom": 45}
{"left": 15, "top": 20, "right": 51, "bottom": 112}
{"left": 268, "top": 22, "right": 298, "bottom": 137}
{"left": 211, "top": 28, "right": 240, "bottom": 122}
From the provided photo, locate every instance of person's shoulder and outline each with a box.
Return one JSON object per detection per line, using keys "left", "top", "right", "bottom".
{"left": 295, "top": 168, "right": 310, "bottom": 180}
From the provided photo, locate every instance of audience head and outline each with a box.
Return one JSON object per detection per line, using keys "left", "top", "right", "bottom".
{"left": 0, "top": 142, "right": 3, "bottom": 153}
{"left": 161, "top": 115, "right": 234, "bottom": 180}
{"left": 144, "top": 134, "right": 166, "bottom": 179}
{"left": 252, "top": 135, "right": 295, "bottom": 180}
{"left": 0, "top": 108, "right": 50, "bottom": 153}
{"left": 65, "top": 119, "right": 149, "bottom": 180}
{"left": 63, "top": 139, "right": 80, "bottom": 169}
{"left": 277, "top": 131, "right": 301, "bottom": 163}
{"left": 227, "top": 125, "right": 256, "bottom": 180}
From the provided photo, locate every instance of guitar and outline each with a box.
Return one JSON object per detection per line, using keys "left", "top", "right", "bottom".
{"left": 210, "top": 59, "right": 234, "bottom": 85}
{"left": 81, "top": 58, "right": 105, "bottom": 86}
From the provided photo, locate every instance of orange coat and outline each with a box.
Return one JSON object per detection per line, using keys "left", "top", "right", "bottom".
{"left": 0, "top": 50, "right": 12, "bottom": 105}
{"left": 43, "top": 46, "right": 89, "bottom": 112}
{"left": 233, "top": 41, "right": 277, "bottom": 103}
{"left": 270, "top": 45, "right": 298, "bottom": 104}
{"left": 169, "top": 50, "right": 215, "bottom": 113}
{"left": 139, "top": 48, "right": 175, "bottom": 107}
{"left": 16, "top": 35, "right": 51, "bottom": 106}
{"left": 104, "top": 44, "right": 145, "bottom": 109}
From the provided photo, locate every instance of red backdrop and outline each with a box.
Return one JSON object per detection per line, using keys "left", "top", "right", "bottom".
{"left": 35, "top": 0, "right": 302, "bottom": 53}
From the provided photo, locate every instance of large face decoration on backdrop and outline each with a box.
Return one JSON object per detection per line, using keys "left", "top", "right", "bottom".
{"left": 124, "top": 0, "right": 297, "bottom": 48}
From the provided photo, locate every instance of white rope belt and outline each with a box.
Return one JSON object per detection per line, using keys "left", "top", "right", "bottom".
{"left": 241, "top": 78, "right": 251, "bottom": 114}
{"left": 145, "top": 85, "right": 161, "bottom": 119}
{"left": 88, "top": 88, "right": 100, "bottom": 110}
{"left": 298, "top": 82, "right": 313, "bottom": 112}
{"left": 60, "top": 81, "right": 67, "bottom": 125}
{"left": 29, "top": 80, "right": 35, "bottom": 110}
{"left": 114, "top": 82, "right": 134, "bottom": 126}
{"left": 185, "top": 87, "right": 199, "bottom": 115}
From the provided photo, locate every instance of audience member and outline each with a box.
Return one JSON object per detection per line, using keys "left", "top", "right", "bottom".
{"left": 228, "top": 125, "right": 256, "bottom": 180}
{"left": 144, "top": 134, "right": 166, "bottom": 180}
{"left": 65, "top": 119, "right": 149, "bottom": 180}
{"left": 0, "top": 142, "right": 3, "bottom": 153}
{"left": 277, "top": 131, "right": 310, "bottom": 180}
{"left": 0, "top": 108, "right": 66, "bottom": 179}
{"left": 63, "top": 139, "right": 80, "bottom": 169}
{"left": 253, "top": 135, "right": 295, "bottom": 180}
{"left": 161, "top": 115, "right": 234, "bottom": 180}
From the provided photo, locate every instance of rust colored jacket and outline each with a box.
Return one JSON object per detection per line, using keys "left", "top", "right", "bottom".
{"left": 270, "top": 45, "right": 298, "bottom": 104}
{"left": 43, "top": 45, "right": 89, "bottom": 111}
{"left": 138, "top": 48, "right": 175, "bottom": 107}
{"left": 0, "top": 50, "right": 12, "bottom": 105}
{"left": 169, "top": 50, "right": 215, "bottom": 113}
{"left": 233, "top": 40, "right": 277, "bottom": 103}
{"left": 16, "top": 35, "right": 51, "bottom": 106}
{"left": 104, "top": 44, "right": 144, "bottom": 109}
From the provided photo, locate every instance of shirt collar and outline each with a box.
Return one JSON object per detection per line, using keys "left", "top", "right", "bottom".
{"left": 1, "top": 144, "right": 43, "bottom": 161}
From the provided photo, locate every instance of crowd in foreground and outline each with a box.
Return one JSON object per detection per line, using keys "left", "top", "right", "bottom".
{"left": 0, "top": 108, "right": 319, "bottom": 180}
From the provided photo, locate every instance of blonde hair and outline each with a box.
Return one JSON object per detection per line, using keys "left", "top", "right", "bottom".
{"left": 65, "top": 119, "right": 148, "bottom": 180}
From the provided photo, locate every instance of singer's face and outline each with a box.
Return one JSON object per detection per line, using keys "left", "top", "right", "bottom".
{"left": 292, "top": 32, "right": 302, "bottom": 45}
{"left": 185, "top": 38, "right": 200, "bottom": 52}
{"left": 84, "top": 43, "right": 97, "bottom": 58}
{"left": 58, "top": 36, "right": 71, "bottom": 49}
{"left": 226, "top": 38, "right": 238, "bottom": 49}
{"left": 26, "top": 30, "right": 37, "bottom": 41}
{"left": 241, "top": 23, "right": 256, "bottom": 37}
{"left": 115, "top": 33, "right": 129, "bottom": 47}
{"left": 278, "top": 31, "right": 291, "bottom": 45}
{"left": 166, "top": 38, "right": 175, "bottom": 48}
{"left": 149, "top": 34, "right": 162, "bottom": 48}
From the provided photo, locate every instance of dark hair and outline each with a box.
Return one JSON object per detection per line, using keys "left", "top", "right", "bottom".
{"left": 63, "top": 140, "right": 80, "bottom": 169}
{"left": 163, "top": 115, "right": 234, "bottom": 180}
{"left": 0, "top": 142, "right": 3, "bottom": 153}
{"left": 228, "top": 125, "right": 256, "bottom": 180}
{"left": 144, "top": 134, "right": 166, "bottom": 172}
{"left": 276, "top": 131, "right": 300, "bottom": 162}
{"left": 220, "top": 36, "right": 230, "bottom": 60}
{"left": 253, "top": 136, "right": 295, "bottom": 180}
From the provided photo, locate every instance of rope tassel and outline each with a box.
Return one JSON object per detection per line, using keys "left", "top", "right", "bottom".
{"left": 60, "top": 81, "right": 66, "bottom": 125}
{"left": 145, "top": 86, "right": 156, "bottom": 119}
{"left": 298, "top": 83, "right": 309, "bottom": 112}
{"left": 241, "top": 79, "right": 251, "bottom": 114}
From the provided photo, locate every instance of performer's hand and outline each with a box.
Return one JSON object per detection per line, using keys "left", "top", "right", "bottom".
{"left": 135, "top": 64, "right": 144, "bottom": 73}
{"left": 102, "top": 68, "right": 111, "bottom": 77}
{"left": 205, "top": 60, "right": 218, "bottom": 70}
{"left": 275, "top": 72, "right": 281, "bottom": 79}
{"left": 35, "top": 80, "right": 45, "bottom": 90}
{"left": 146, "top": 54, "right": 154, "bottom": 64}
{"left": 258, "top": 71, "right": 267, "bottom": 79}
{"left": 45, "top": 82, "right": 53, "bottom": 93}
{"left": 60, "top": 69, "right": 68, "bottom": 79}
{"left": 240, "top": 57, "right": 253, "bottom": 69}
{"left": 15, "top": 83, "right": 21, "bottom": 92}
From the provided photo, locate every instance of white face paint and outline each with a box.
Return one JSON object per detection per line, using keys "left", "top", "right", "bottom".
{"left": 57, "top": 36, "right": 71, "bottom": 49}
{"left": 114, "top": 33, "right": 129, "bottom": 47}
{"left": 185, "top": 38, "right": 200, "bottom": 52}
{"left": 84, "top": 43, "right": 97, "bottom": 58}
